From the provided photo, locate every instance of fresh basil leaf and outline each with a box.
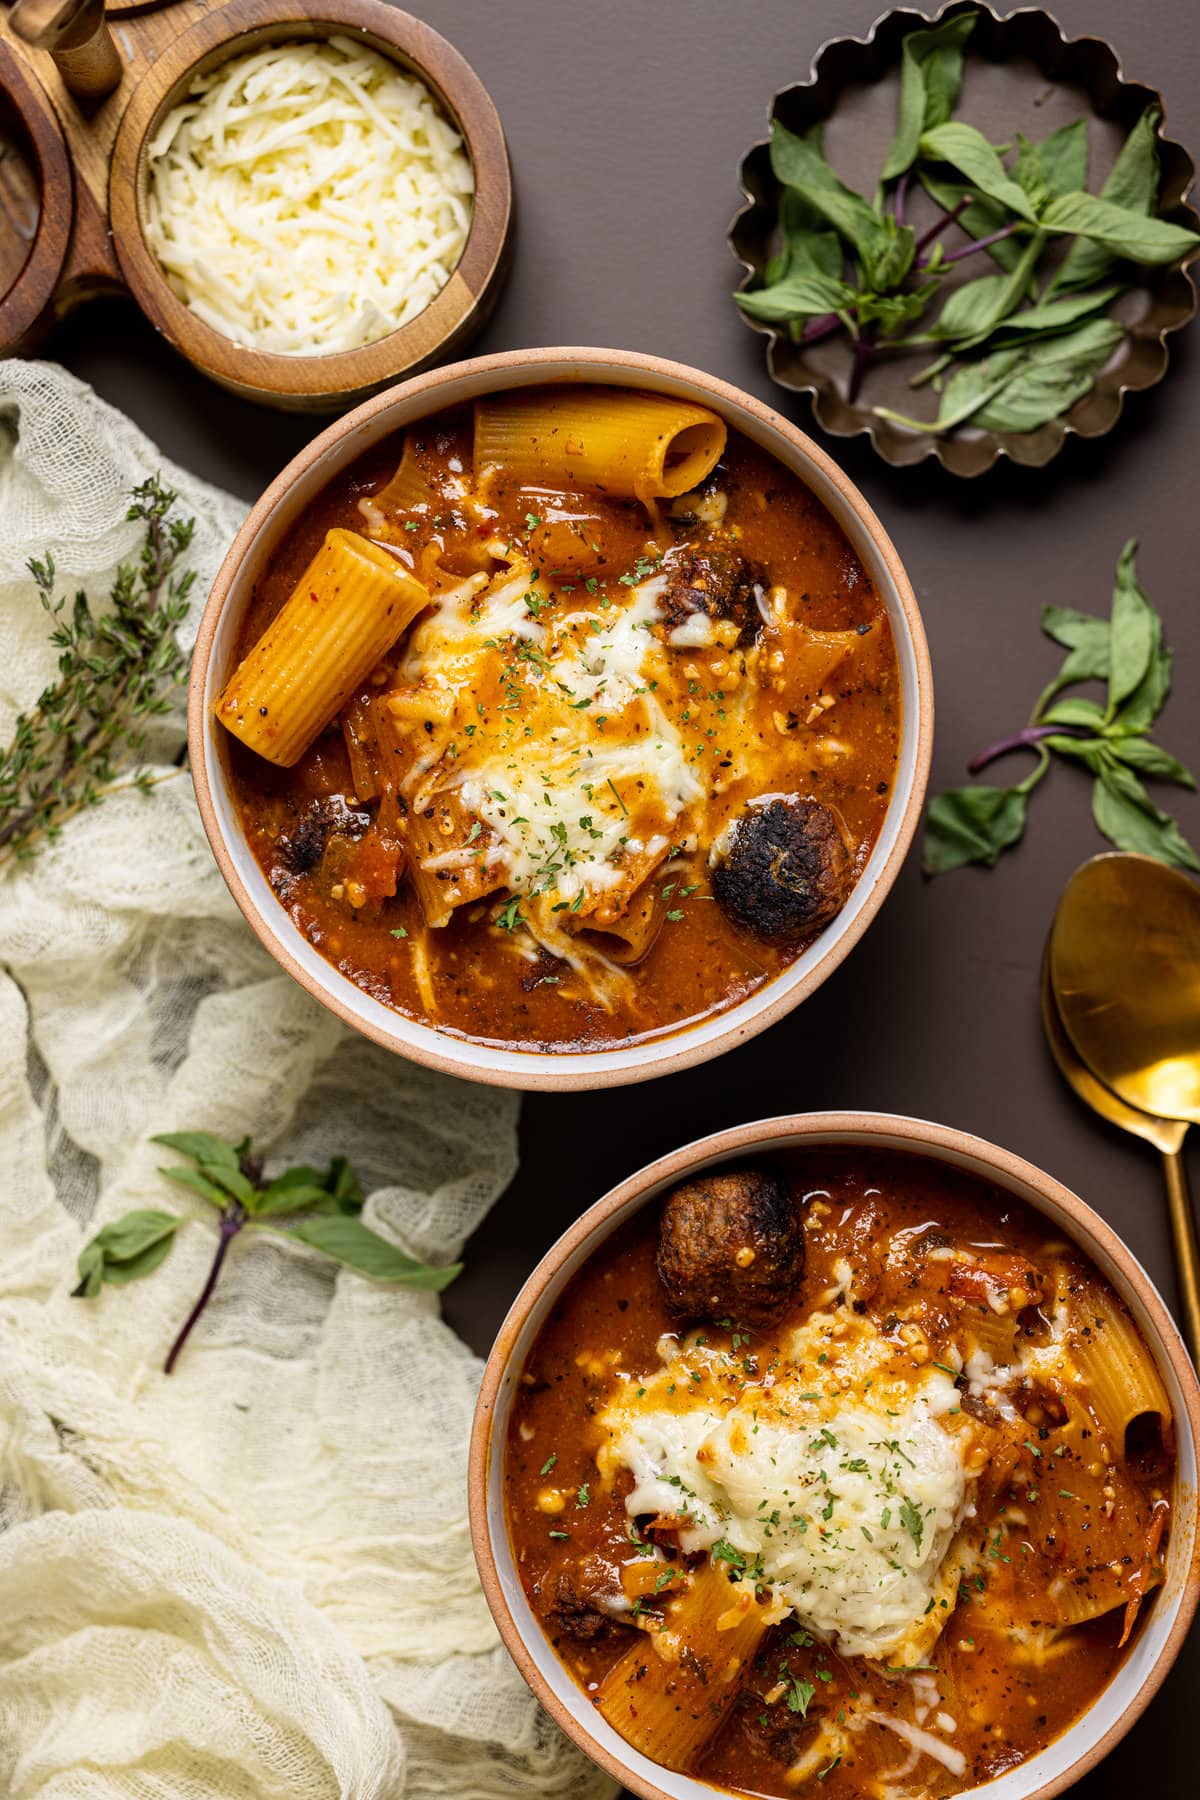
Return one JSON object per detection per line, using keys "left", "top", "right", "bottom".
{"left": 1038, "top": 696, "right": 1106, "bottom": 729}
{"left": 74, "top": 1210, "right": 179, "bottom": 1297}
{"left": 1108, "top": 737, "right": 1196, "bottom": 788}
{"left": 1041, "top": 191, "right": 1199, "bottom": 264}
{"left": 988, "top": 285, "right": 1122, "bottom": 341}
{"left": 770, "top": 120, "right": 856, "bottom": 198}
{"left": 882, "top": 11, "right": 976, "bottom": 181}
{"left": 159, "top": 1164, "right": 237, "bottom": 1210}
{"left": 922, "top": 784, "right": 1029, "bottom": 875}
{"left": 876, "top": 345, "right": 1022, "bottom": 434}
{"left": 770, "top": 122, "right": 891, "bottom": 273}
{"left": 919, "top": 173, "right": 1026, "bottom": 272}
{"left": 277, "top": 1214, "right": 462, "bottom": 1290}
{"left": 1014, "top": 133, "right": 1050, "bottom": 213}
{"left": 322, "top": 1154, "right": 364, "bottom": 1213}
{"left": 736, "top": 271, "right": 855, "bottom": 323}
{"left": 151, "top": 1131, "right": 239, "bottom": 1169}
{"left": 933, "top": 232, "right": 1044, "bottom": 346}
{"left": 1033, "top": 119, "right": 1089, "bottom": 199}
{"left": 1092, "top": 763, "right": 1200, "bottom": 870}
{"left": 1041, "top": 604, "right": 1110, "bottom": 673}
{"left": 1106, "top": 539, "right": 1156, "bottom": 715}
{"left": 98, "top": 1235, "right": 178, "bottom": 1286}
{"left": 1111, "top": 632, "right": 1172, "bottom": 737}
{"left": 933, "top": 271, "right": 1016, "bottom": 339}
{"left": 1041, "top": 735, "right": 1106, "bottom": 772}
{"left": 971, "top": 318, "right": 1123, "bottom": 431}
{"left": 778, "top": 193, "right": 844, "bottom": 282}
{"left": 869, "top": 216, "right": 917, "bottom": 291}
{"left": 920, "top": 122, "right": 1039, "bottom": 222}
{"left": 253, "top": 1180, "right": 339, "bottom": 1218}
{"left": 857, "top": 284, "right": 939, "bottom": 335}
{"left": 1050, "top": 107, "right": 1161, "bottom": 293}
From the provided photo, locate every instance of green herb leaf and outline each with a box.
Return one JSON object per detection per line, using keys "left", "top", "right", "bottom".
{"left": 74, "top": 1210, "right": 179, "bottom": 1297}
{"left": 1038, "top": 696, "right": 1106, "bottom": 730}
{"left": 932, "top": 231, "right": 1044, "bottom": 347}
{"left": 882, "top": 12, "right": 976, "bottom": 180}
{"left": 159, "top": 1164, "right": 240, "bottom": 1211}
{"left": 737, "top": 271, "right": 855, "bottom": 323}
{"left": 770, "top": 121, "right": 890, "bottom": 271}
{"left": 1041, "top": 190, "right": 1200, "bottom": 264}
{"left": 971, "top": 318, "right": 1123, "bottom": 432}
{"left": 920, "top": 122, "right": 1039, "bottom": 222}
{"left": 276, "top": 1214, "right": 462, "bottom": 1290}
{"left": 1029, "top": 119, "right": 1089, "bottom": 200}
{"left": 922, "top": 785, "right": 1029, "bottom": 874}
{"left": 151, "top": 1130, "right": 239, "bottom": 1169}
{"left": 987, "top": 284, "right": 1123, "bottom": 342}
{"left": 1092, "top": 762, "right": 1200, "bottom": 870}
{"left": 1106, "top": 539, "right": 1157, "bottom": 716}
{"left": 787, "top": 1675, "right": 818, "bottom": 1718}
{"left": 1050, "top": 108, "right": 1161, "bottom": 294}
{"left": 929, "top": 542, "right": 1194, "bottom": 875}
{"left": 919, "top": 173, "right": 1026, "bottom": 273}
{"left": 1106, "top": 737, "right": 1195, "bottom": 788}
{"left": 899, "top": 1495, "right": 925, "bottom": 1552}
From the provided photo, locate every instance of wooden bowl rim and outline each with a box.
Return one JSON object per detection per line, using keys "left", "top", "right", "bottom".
{"left": 107, "top": 0, "right": 511, "bottom": 399}
{"left": 0, "top": 36, "right": 73, "bottom": 338}
{"left": 187, "top": 344, "right": 934, "bottom": 1091}
{"left": 468, "top": 1109, "right": 1200, "bottom": 1800}
{"left": 729, "top": 0, "right": 1200, "bottom": 477}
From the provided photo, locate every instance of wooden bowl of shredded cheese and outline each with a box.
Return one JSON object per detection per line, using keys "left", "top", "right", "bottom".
{"left": 109, "top": 0, "right": 512, "bottom": 410}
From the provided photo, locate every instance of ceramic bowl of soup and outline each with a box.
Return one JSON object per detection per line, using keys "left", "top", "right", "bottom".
{"left": 189, "top": 348, "right": 932, "bottom": 1088}
{"left": 469, "top": 1112, "right": 1200, "bottom": 1800}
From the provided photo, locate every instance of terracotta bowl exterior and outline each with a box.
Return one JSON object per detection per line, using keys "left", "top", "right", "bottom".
{"left": 189, "top": 347, "right": 933, "bottom": 1090}
{"left": 469, "top": 1112, "right": 1200, "bottom": 1800}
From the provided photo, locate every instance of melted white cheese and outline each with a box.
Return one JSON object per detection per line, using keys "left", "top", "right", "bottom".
{"left": 598, "top": 1317, "right": 972, "bottom": 1662}
{"left": 403, "top": 565, "right": 705, "bottom": 909}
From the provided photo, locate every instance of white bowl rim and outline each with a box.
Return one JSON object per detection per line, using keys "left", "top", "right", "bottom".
{"left": 468, "top": 1110, "right": 1200, "bottom": 1800}
{"left": 188, "top": 346, "right": 933, "bottom": 1091}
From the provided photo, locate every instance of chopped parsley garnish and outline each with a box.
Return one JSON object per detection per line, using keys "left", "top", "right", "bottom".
{"left": 539, "top": 1453, "right": 557, "bottom": 1476}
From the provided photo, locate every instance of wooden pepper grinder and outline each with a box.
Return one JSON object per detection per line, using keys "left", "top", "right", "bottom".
{"left": 8, "top": 0, "right": 122, "bottom": 99}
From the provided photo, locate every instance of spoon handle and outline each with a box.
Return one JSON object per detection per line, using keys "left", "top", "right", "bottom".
{"left": 1161, "top": 1147, "right": 1200, "bottom": 1367}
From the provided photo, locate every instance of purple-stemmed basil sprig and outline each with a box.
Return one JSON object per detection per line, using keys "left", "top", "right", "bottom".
{"left": 73, "top": 1130, "right": 461, "bottom": 1372}
{"left": 736, "top": 10, "right": 1200, "bottom": 428}
{"left": 924, "top": 542, "right": 1198, "bottom": 875}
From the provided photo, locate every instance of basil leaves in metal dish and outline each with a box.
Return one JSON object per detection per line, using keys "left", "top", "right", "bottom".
{"left": 731, "top": 3, "right": 1200, "bottom": 475}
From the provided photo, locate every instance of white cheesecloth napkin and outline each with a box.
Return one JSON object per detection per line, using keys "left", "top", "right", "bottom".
{"left": 0, "top": 360, "right": 614, "bottom": 1800}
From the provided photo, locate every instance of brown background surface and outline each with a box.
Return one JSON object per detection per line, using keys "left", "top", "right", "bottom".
{"left": 55, "top": 0, "right": 1199, "bottom": 1790}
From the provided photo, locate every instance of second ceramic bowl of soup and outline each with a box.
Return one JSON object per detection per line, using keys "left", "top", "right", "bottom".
{"left": 469, "top": 1112, "right": 1200, "bottom": 1800}
{"left": 189, "top": 347, "right": 932, "bottom": 1088}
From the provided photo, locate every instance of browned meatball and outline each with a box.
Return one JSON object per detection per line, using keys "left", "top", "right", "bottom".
{"left": 711, "top": 796, "right": 852, "bottom": 942}
{"left": 656, "top": 544, "right": 763, "bottom": 646}
{"left": 656, "top": 1169, "right": 803, "bottom": 1328}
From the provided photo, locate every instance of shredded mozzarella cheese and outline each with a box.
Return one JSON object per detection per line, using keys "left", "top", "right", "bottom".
{"left": 598, "top": 1315, "right": 972, "bottom": 1662}
{"left": 145, "top": 37, "right": 474, "bottom": 355}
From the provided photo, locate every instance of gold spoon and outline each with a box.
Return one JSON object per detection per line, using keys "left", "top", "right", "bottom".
{"left": 1048, "top": 852, "right": 1200, "bottom": 1360}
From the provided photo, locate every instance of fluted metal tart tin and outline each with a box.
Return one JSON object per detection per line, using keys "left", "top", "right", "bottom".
{"left": 730, "top": 2, "right": 1199, "bottom": 476}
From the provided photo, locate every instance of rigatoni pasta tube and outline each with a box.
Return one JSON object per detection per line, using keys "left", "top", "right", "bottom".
{"left": 216, "top": 530, "right": 429, "bottom": 767}
{"left": 596, "top": 1561, "right": 773, "bottom": 1771}
{"left": 474, "top": 387, "right": 727, "bottom": 503}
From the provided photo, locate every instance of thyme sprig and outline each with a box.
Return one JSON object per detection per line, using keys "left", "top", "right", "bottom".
{"left": 0, "top": 476, "right": 195, "bottom": 868}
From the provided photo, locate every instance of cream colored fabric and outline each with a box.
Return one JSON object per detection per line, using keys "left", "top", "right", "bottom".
{"left": 0, "top": 361, "right": 613, "bottom": 1800}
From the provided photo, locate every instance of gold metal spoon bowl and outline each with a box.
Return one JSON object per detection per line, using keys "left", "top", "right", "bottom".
{"left": 1048, "top": 853, "right": 1200, "bottom": 1360}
